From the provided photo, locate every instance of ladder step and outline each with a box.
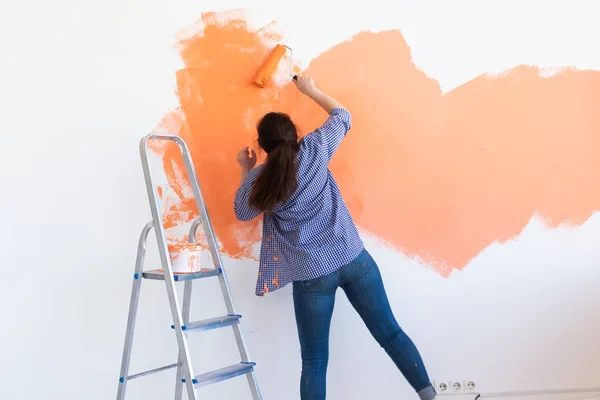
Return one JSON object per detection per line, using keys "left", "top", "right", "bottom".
{"left": 192, "top": 362, "right": 256, "bottom": 389}
{"left": 171, "top": 314, "right": 241, "bottom": 333}
{"left": 142, "top": 268, "right": 221, "bottom": 281}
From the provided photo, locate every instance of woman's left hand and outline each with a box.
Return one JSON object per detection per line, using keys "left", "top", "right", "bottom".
{"left": 237, "top": 146, "right": 257, "bottom": 170}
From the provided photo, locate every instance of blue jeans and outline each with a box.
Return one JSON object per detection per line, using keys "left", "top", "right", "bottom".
{"left": 293, "top": 249, "right": 436, "bottom": 400}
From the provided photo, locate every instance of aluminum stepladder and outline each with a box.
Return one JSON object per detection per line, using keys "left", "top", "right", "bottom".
{"left": 116, "top": 134, "right": 262, "bottom": 400}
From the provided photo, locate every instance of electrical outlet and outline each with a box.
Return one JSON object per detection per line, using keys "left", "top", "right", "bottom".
{"left": 451, "top": 380, "right": 464, "bottom": 392}
{"left": 434, "top": 379, "right": 476, "bottom": 394}
{"left": 466, "top": 380, "right": 476, "bottom": 392}
{"left": 433, "top": 380, "right": 449, "bottom": 393}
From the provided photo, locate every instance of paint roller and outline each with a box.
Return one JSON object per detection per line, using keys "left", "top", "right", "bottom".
{"left": 253, "top": 44, "right": 297, "bottom": 87}
{"left": 247, "top": 45, "right": 296, "bottom": 159}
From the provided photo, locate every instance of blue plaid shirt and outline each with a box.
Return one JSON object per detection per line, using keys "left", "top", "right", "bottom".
{"left": 234, "top": 108, "right": 364, "bottom": 296}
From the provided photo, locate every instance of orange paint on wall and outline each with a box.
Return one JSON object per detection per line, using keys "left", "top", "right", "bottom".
{"left": 154, "top": 10, "right": 600, "bottom": 275}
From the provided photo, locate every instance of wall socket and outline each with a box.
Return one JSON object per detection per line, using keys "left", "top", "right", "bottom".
{"left": 433, "top": 380, "right": 448, "bottom": 393}
{"left": 433, "top": 380, "right": 476, "bottom": 393}
{"left": 451, "top": 380, "right": 463, "bottom": 392}
{"left": 466, "top": 380, "right": 476, "bottom": 392}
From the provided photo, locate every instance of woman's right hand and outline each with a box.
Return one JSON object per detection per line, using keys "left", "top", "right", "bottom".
{"left": 294, "top": 76, "right": 317, "bottom": 96}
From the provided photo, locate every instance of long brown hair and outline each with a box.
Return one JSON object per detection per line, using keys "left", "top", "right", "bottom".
{"left": 248, "top": 112, "right": 299, "bottom": 214}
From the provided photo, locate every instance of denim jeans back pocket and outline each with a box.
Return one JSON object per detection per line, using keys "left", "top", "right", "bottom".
{"left": 294, "top": 275, "right": 329, "bottom": 292}
{"left": 350, "top": 249, "right": 370, "bottom": 269}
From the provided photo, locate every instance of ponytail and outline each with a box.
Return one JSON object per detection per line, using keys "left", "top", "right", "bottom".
{"left": 248, "top": 141, "right": 299, "bottom": 214}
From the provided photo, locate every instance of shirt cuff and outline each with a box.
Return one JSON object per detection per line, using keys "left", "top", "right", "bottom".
{"left": 329, "top": 108, "right": 352, "bottom": 130}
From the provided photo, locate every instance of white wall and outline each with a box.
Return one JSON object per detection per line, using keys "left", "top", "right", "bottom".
{"left": 1, "top": 0, "right": 599, "bottom": 399}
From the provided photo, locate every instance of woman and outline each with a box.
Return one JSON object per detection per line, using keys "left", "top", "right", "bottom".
{"left": 234, "top": 76, "right": 437, "bottom": 400}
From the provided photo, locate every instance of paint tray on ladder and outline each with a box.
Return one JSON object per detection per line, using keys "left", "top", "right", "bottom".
{"left": 142, "top": 219, "right": 220, "bottom": 281}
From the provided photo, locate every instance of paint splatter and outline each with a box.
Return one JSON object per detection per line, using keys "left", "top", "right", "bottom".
{"left": 155, "top": 9, "right": 600, "bottom": 276}
{"left": 188, "top": 252, "right": 200, "bottom": 272}
{"left": 272, "top": 269, "right": 280, "bottom": 288}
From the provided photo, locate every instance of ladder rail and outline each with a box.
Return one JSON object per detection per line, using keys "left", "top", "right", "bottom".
{"left": 189, "top": 218, "right": 261, "bottom": 398}
{"left": 174, "top": 279, "right": 193, "bottom": 400}
{"left": 116, "top": 221, "right": 153, "bottom": 400}
{"left": 140, "top": 135, "right": 198, "bottom": 399}
{"left": 175, "top": 229, "right": 195, "bottom": 400}
{"left": 176, "top": 139, "right": 237, "bottom": 313}
{"left": 176, "top": 134, "right": 261, "bottom": 399}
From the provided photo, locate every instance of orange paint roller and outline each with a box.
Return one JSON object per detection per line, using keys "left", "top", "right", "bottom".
{"left": 253, "top": 44, "right": 297, "bottom": 88}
